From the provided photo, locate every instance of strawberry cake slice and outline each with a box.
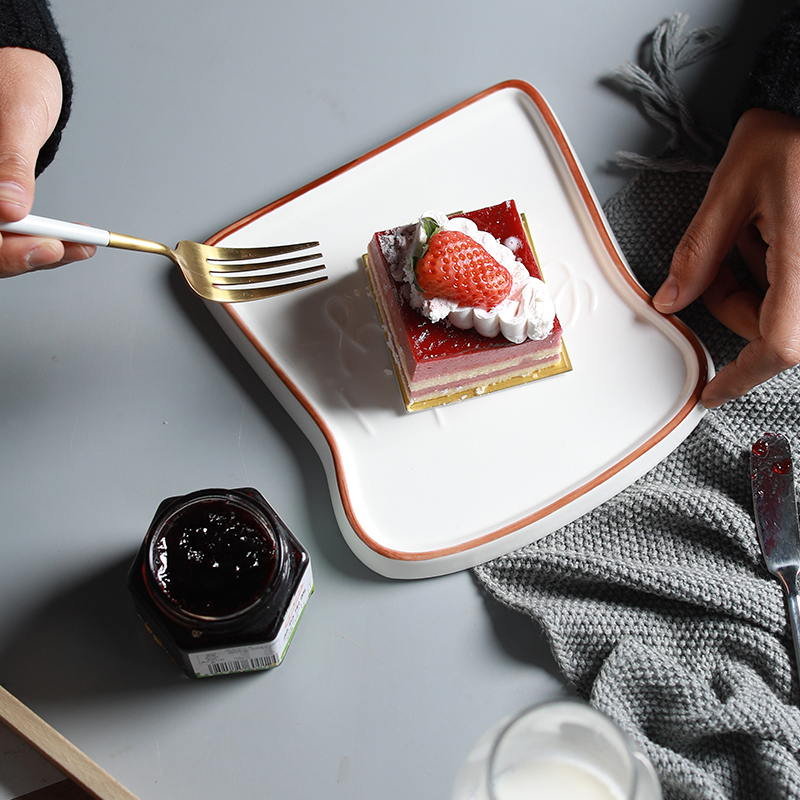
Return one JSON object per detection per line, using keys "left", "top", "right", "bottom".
{"left": 364, "top": 200, "right": 569, "bottom": 412}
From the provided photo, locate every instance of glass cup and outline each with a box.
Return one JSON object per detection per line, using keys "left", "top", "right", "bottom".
{"left": 453, "top": 700, "right": 661, "bottom": 800}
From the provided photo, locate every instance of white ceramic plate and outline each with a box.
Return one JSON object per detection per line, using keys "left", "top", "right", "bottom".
{"left": 207, "top": 81, "right": 712, "bottom": 579}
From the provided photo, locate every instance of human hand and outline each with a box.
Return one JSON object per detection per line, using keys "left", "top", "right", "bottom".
{"left": 653, "top": 107, "right": 800, "bottom": 408}
{"left": 0, "top": 47, "right": 94, "bottom": 277}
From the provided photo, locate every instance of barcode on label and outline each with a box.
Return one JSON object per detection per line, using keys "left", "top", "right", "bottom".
{"left": 205, "top": 654, "right": 279, "bottom": 675}
{"left": 189, "top": 563, "right": 313, "bottom": 678}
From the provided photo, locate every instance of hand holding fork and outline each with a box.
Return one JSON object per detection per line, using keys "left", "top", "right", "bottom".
{"left": 0, "top": 214, "right": 326, "bottom": 302}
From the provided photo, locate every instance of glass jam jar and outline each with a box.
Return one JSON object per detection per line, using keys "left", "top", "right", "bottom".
{"left": 128, "top": 487, "right": 313, "bottom": 678}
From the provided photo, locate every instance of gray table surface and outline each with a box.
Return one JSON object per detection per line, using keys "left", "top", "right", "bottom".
{"left": 0, "top": 0, "right": 787, "bottom": 797}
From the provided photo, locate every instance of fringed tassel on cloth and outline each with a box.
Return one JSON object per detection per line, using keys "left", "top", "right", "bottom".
{"left": 612, "top": 12, "right": 728, "bottom": 171}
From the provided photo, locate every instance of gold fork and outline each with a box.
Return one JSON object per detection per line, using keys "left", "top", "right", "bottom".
{"left": 0, "top": 214, "right": 326, "bottom": 302}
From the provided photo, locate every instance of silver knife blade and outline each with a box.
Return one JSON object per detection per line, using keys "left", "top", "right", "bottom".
{"left": 751, "top": 432, "right": 800, "bottom": 572}
{"left": 751, "top": 432, "right": 800, "bottom": 682}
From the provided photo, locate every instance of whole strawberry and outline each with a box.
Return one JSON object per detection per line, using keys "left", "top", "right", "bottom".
{"left": 414, "top": 229, "right": 512, "bottom": 311}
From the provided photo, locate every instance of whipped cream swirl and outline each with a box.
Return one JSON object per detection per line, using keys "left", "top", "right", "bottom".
{"left": 397, "top": 211, "right": 555, "bottom": 344}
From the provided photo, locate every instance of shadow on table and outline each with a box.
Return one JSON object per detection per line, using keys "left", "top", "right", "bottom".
{"left": 0, "top": 552, "right": 183, "bottom": 705}
{"left": 473, "top": 578, "right": 564, "bottom": 680}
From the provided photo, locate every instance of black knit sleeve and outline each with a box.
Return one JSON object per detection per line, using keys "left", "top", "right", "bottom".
{"left": 735, "top": 2, "right": 800, "bottom": 121}
{"left": 0, "top": 0, "right": 72, "bottom": 175}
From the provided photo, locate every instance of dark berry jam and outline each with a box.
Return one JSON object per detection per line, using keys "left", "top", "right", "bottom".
{"left": 151, "top": 497, "right": 278, "bottom": 619}
{"left": 128, "top": 488, "right": 313, "bottom": 678}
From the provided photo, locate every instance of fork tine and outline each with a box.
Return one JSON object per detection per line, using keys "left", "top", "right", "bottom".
{"left": 208, "top": 251, "right": 323, "bottom": 274}
{"left": 204, "top": 241, "right": 320, "bottom": 261}
{"left": 211, "top": 263, "right": 326, "bottom": 287}
{"left": 216, "top": 275, "right": 328, "bottom": 303}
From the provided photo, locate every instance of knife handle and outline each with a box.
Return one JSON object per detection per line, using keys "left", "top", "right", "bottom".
{"left": 779, "top": 567, "right": 800, "bottom": 677}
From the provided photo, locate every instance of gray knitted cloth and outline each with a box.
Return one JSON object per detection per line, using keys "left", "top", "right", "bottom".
{"left": 473, "top": 16, "right": 800, "bottom": 800}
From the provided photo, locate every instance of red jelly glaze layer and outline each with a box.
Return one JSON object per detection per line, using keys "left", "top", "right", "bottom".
{"left": 376, "top": 200, "right": 562, "bottom": 363}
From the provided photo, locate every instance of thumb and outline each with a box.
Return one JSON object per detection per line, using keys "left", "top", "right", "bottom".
{"left": 654, "top": 187, "right": 749, "bottom": 315}
{"left": 0, "top": 49, "right": 63, "bottom": 221}
{"left": 0, "top": 146, "right": 37, "bottom": 221}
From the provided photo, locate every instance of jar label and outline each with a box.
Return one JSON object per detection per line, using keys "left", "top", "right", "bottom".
{"left": 187, "top": 563, "right": 314, "bottom": 678}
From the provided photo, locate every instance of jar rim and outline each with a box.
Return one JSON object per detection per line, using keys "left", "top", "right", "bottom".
{"left": 144, "top": 489, "right": 284, "bottom": 625}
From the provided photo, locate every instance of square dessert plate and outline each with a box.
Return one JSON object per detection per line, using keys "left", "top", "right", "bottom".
{"left": 207, "top": 80, "right": 712, "bottom": 579}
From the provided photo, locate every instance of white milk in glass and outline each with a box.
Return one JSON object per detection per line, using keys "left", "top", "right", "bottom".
{"left": 453, "top": 701, "right": 661, "bottom": 800}
{"left": 493, "top": 756, "right": 625, "bottom": 800}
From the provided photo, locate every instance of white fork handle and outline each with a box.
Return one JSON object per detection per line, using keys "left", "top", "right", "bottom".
{"left": 0, "top": 214, "right": 111, "bottom": 247}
